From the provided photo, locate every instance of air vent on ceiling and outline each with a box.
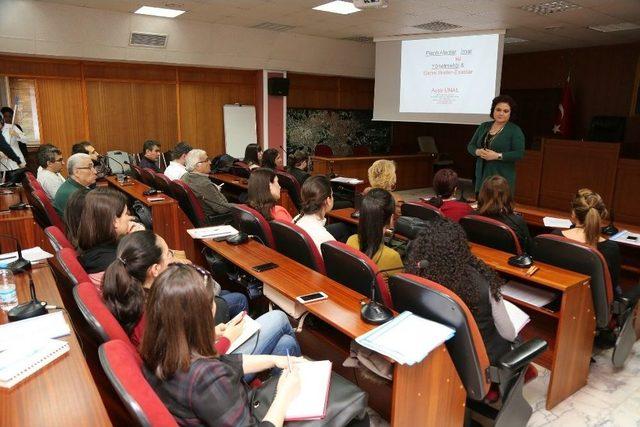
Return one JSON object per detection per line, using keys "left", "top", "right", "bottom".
{"left": 251, "top": 22, "right": 296, "bottom": 32}
{"left": 589, "top": 22, "right": 640, "bottom": 33}
{"left": 520, "top": 1, "right": 580, "bottom": 15}
{"left": 130, "top": 32, "right": 168, "bottom": 48}
{"left": 413, "top": 21, "right": 461, "bottom": 32}
{"left": 341, "top": 36, "right": 374, "bottom": 43}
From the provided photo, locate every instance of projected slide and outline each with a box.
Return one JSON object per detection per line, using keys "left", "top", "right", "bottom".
{"left": 399, "top": 34, "right": 500, "bottom": 114}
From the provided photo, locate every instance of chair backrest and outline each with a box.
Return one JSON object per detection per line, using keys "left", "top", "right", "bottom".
{"left": 314, "top": 144, "right": 333, "bottom": 157}
{"left": 275, "top": 170, "right": 301, "bottom": 210}
{"left": 231, "top": 204, "right": 275, "bottom": 248}
{"left": 44, "top": 226, "right": 74, "bottom": 252}
{"left": 33, "top": 188, "right": 66, "bottom": 232}
{"left": 320, "top": 241, "right": 392, "bottom": 308}
{"left": 130, "top": 164, "right": 143, "bottom": 181}
{"left": 417, "top": 136, "right": 437, "bottom": 154}
{"left": 139, "top": 168, "right": 156, "bottom": 187}
{"left": 56, "top": 247, "right": 91, "bottom": 286}
{"left": 400, "top": 201, "right": 444, "bottom": 222}
{"left": 152, "top": 173, "right": 173, "bottom": 197}
{"left": 389, "top": 273, "right": 491, "bottom": 400}
{"left": 170, "top": 180, "right": 207, "bottom": 227}
{"left": 270, "top": 219, "right": 325, "bottom": 274}
{"left": 230, "top": 161, "right": 251, "bottom": 178}
{"left": 459, "top": 215, "right": 523, "bottom": 255}
{"left": 533, "top": 234, "right": 612, "bottom": 328}
{"left": 105, "top": 150, "right": 132, "bottom": 174}
{"left": 99, "top": 340, "right": 177, "bottom": 427}
{"left": 24, "top": 171, "right": 44, "bottom": 194}
{"left": 26, "top": 189, "right": 50, "bottom": 230}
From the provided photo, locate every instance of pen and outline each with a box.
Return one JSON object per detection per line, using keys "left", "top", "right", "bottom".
{"left": 286, "top": 349, "right": 292, "bottom": 372}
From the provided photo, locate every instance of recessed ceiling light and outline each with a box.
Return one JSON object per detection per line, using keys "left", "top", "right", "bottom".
{"left": 520, "top": 1, "right": 580, "bottom": 15}
{"left": 134, "top": 6, "right": 185, "bottom": 18}
{"left": 313, "top": 1, "right": 361, "bottom": 15}
{"left": 504, "top": 37, "right": 528, "bottom": 44}
{"left": 589, "top": 22, "right": 640, "bottom": 33}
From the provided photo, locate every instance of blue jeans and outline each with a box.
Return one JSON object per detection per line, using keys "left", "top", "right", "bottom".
{"left": 232, "top": 310, "right": 301, "bottom": 381}
{"left": 219, "top": 290, "right": 248, "bottom": 318}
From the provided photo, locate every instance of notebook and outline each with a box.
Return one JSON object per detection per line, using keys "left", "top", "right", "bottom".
{"left": 285, "top": 360, "right": 332, "bottom": 421}
{"left": 226, "top": 315, "right": 261, "bottom": 354}
{"left": 0, "top": 338, "right": 69, "bottom": 388}
{"left": 187, "top": 225, "right": 239, "bottom": 240}
{"left": 504, "top": 300, "right": 531, "bottom": 334}
{"left": 0, "top": 311, "right": 71, "bottom": 352}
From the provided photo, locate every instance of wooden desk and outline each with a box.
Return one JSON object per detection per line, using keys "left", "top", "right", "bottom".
{"left": 469, "top": 243, "right": 594, "bottom": 409}
{"left": 327, "top": 207, "right": 359, "bottom": 227}
{"left": 0, "top": 265, "right": 111, "bottom": 427}
{"left": 210, "top": 173, "right": 297, "bottom": 216}
{"left": 0, "top": 187, "right": 47, "bottom": 252}
{"left": 311, "top": 154, "right": 433, "bottom": 191}
{"left": 201, "top": 238, "right": 466, "bottom": 426}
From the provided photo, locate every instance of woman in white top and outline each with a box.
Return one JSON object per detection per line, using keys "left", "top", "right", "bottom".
{"left": 292, "top": 175, "right": 335, "bottom": 254}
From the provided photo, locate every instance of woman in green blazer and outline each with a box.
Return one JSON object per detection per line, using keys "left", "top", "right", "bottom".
{"left": 467, "top": 95, "right": 525, "bottom": 194}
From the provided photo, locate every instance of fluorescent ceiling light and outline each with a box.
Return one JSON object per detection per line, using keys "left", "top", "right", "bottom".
{"left": 134, "top": 6, "right": 185, "bottom": 18}
{"left": 313, "top": 1, "right": 361, "bottom": 15}
{"left": 589, "top": 22, "right": 640, "bottom": 33}
{"left": 504, "top": 37, "right": 528, "bottom": 44}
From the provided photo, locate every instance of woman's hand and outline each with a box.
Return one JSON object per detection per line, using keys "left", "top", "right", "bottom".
{"left": 276, "top": 367, "right": 301, "bottom": 401}
{"left": 482, "top": 149, "right": 501, "bottom": 161}
{"left": 273, "top": 355, "right": 305, "bottom": 370}
{"left": 221, "top": 317, "right": 245, "bottom": 342}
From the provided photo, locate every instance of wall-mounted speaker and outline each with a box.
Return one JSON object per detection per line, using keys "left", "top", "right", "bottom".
{"left": 268, "top": 77, "right": 289, "bottom": 96}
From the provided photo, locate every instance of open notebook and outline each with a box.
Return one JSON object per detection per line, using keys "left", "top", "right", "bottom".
{"left": 0, "top": 338, "right": 69, "bottom": 388}
{"left": 285, "top": 360, "right": 332, "bottom": 421}
{"left": 226, "top": 316, "right": 261, "bottom": 354}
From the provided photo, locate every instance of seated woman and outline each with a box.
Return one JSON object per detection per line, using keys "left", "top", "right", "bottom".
{"left": 77, "top": 187, "right": 145, "bottom": 289}
{"left": 63, "top": 189, "right": 87, "bottom": 248}
{"left": 248, "top": 167, "right": 292, "bottom": 222}
{"left": 243, "top": 143, "right": 262, "bottom": 170}
{"left": 553, "top": 188, "right": 622, "bottom": 296}
{"left": 365, "top": 159, "right": 403, "bottom": 217}
{"left": 261, "top": 148, "right": 283, "bottom": 171}
{"left": 287, "top": 150, "right": 310, "bottom": 186}
{"left": 406, "top": 220, "right": 516, "bottom": 364}
{"left": 293, "top": 175, "right": 336, "bottom": 252}
{"left": 346, "top": 189, "right": 403, "bottom": 281}
{"left": 141, "top": 263, "right": 302, "bottom": 427}
{"left": 426, "top": 168, "right": 473, "bottom": 222}
{"left": 476, "top": 175, "right": 532, "bottom": 253}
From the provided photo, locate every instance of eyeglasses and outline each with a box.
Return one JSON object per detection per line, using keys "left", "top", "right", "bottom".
{"left": 75, "top": 165, "right": 96, "bottom": 171}
{"left": 53, "top": 158, "right": 64, "bottom": 163}
{"left": 196, "top": 159, "right": 211, "bottom": 165}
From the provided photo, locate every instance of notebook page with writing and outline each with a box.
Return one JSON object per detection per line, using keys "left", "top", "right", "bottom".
{"left": 285, "top": 360, "right": 332, "bottom": 421}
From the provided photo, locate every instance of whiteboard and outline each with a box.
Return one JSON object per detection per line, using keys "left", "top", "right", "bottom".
{"left": 223, "top": 104, "right": 257, "bottom": 159}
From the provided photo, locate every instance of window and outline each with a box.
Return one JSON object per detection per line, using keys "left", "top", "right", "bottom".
{"left": 6, "top": 77, "right": 41, "bottom": 145}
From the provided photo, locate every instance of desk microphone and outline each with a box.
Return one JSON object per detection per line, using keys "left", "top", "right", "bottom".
{"left": 7, "top": 271, "right": 47, "bottom": 321}
{"left": 103, "top": 154, "right": 127, "bottom": 175}
{"left": 361, "top": 267, "right": 396, "bottom": 324}
{"left": 0, "top": 233, "right": 31, "bottom": 273}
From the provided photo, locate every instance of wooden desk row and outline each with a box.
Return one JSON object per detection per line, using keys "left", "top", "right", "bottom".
{"left": 0, "top": 187, "right": 48, "bottom": 253}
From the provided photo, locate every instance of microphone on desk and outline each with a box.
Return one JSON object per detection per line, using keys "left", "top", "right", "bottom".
{"left": 0, "top": 233, "right": 31, "bottom": 273}
{"left": 103, "top": 155, "right": 127, "bottom": 175}
{"left": 8, "top": 270, "right": 48, "bottom": 321}
{"left": 361, "top": 267, "right": 397, "bottom": 325}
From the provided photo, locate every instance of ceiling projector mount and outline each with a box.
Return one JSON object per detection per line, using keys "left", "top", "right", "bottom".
{"left": 353, "top": 0, "right": 389, "bottom": 9}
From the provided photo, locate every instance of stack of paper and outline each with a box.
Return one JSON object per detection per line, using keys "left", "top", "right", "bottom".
{"left": 187, "top": 225, "right": 239, "bottom": 240}
{"left": 355, "top": 311, "right": 455, "bottom": 365}
{"left": 543, "top": 216, "right": 572, "bottom": 228}
{"left": 331, "top": 177, "right": 364, "bottom": 185}
{"left": 0, "top": 311, "right": 70, "bottom": 352}
{"left": 502, "top": 280, "right": 557, "bottom": 307}
{"left": 610, "top": 230, "right": 640, "bottom": 247}
{"left": 0, "top": 246, "right": 53, "bottom": 264}
{"left": 285, "top": 360, "right": 332, "bottom": 421}
{"left": 504, "top": 301, "right": 530, "bottom": 335}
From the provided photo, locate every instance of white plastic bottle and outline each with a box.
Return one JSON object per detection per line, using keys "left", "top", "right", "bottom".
{"left": 0, "top": 268, "right": 18, "bottom": 311}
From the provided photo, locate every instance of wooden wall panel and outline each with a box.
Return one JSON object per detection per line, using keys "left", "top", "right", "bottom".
{"left": 132, "top": 83, "right": 178, "bottom": 148}
{"left": 36, "top": 79, "right": 86, "bottom": 158}
{"left": 0, "top": 55, "right": 82, "bottom": 79}
{"left": 514, "top": 150, "right": 543, "bottom": 205}
{"left": 613, "top": 159, "right": 640, "bottom": 225}
{"left": 83, "top": 63, "right": 176, "bottom": 82}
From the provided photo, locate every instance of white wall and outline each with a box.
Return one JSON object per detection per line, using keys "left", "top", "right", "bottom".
{"left": 0, "top": 0, "right": 375, "bottom": 78}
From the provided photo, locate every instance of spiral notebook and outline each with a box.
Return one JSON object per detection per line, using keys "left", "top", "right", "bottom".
{"left": 0, "top": 338, "right": 69, "bottom": 389}
{"left": 285, "top": 360, "right": 332, "bottom": 421}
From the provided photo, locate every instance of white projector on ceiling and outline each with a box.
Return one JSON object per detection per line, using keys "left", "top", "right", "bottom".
{"left": 353, "top": 0, "right": 389, "bottom": 9}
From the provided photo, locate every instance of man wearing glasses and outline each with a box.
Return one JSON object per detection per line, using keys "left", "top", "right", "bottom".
{"left": 36, "top": 146, "right": 65, "bottom": 200}
{"left": 54, "top": 153, "right": 97, "bottom": 217}
{"left": 182, "top": 149, "right": 231, "bottom": 223}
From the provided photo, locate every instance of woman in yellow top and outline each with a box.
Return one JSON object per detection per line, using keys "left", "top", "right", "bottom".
{"left": 347, "top": 188, "right": 403, "bottom": 281}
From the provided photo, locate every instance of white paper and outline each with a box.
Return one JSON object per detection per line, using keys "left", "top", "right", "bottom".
{"left": 330, "top": 177, "right": 364, "bottom": 185}
{"left": 543, "top": 216, "right": 572, "bottom": 229}
{"left": 226, "top": 316, "right": 261, "bottom": 354}
{"left": 502, "top": 280, "right": 557, "bottom": 308}
{"left": 610, "top": 230, "right": 640, "bottom": 247}
{"left": 0, "top": 246, "right": 54, "bottom": 264}
{"left": 285, "top": 360, "right": 332, "bottom": 420}
{"left": 187, "top": 225, "right": 239, "bottom": 240}
{"left": 504, "top": 300, "right": 530, "bottom": 335}
{"left": 0, "top": 311, "right": 70, "bottom": 351}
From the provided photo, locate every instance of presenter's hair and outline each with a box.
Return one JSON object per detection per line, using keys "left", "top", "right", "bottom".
{"left": 490, "top": 95, "right": 517, "bottom": 120}
{"left": 67, "top": 153, "right": 90, "bottom": 175}
{"left": 185, "top": 149, "right": 207, "bottom": 172}
{"left": 76, "top": 187, "right": 128, "bottom": 250}
{"left": 432, "top": 169, "right": 459, "bottom": 199}
{"left": 244, "top": 143, "right": 262, "bottom": 166}
{"left": 248, "top": 168, "right": 278, "bottom": 221}
{"left": 477, "top": 175, "right": 514, "bottom": 216}
{"left": 368, "top": 160, "right": 397, "bottom": 191}
{"left": 358, "top": 189, "right": 395, "bottom": 259}
{"left": 298, "top": 175, "right": 332, "bottom": 216}
{"left": 571, "top": 189, "right": 608, "bottom": 247}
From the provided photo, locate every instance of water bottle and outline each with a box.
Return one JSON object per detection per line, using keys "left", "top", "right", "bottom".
{"left": 0, "top": 268, "right": 17, "bottom": 311}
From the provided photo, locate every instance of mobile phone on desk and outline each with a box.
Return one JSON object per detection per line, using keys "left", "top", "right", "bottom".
{"left": 252, "top": 262, "right": 278, "bottom": 272}
{"left": 296, "top": 292, "right": 328, "bottom": 304}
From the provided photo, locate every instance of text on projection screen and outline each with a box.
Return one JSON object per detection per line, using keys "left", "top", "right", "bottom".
{"left": 399, "top": 33, "right": 499, "bottom": 114}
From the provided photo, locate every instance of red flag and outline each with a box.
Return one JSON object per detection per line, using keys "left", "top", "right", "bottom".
{"left": 552, "top": 75, "right": 574, "bottom": 138}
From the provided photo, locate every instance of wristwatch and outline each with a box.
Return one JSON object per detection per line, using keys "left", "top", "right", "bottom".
{"left": 498, "top": 153, "right": 503, "bottom": 160}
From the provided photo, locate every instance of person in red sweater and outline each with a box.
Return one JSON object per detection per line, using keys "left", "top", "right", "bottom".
{"left": 425, "top": 168, "right": 474, "bottom": 222}
{"left": 248, "top": 167, "right": 292, "bottom": 222}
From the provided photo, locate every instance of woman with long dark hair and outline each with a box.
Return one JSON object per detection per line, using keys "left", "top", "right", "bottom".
{"left": 261, "top": 148, "right": 282, "bottom": 170}
{"left": 244, "top": 143, "right": 262, "bottom": 170}
{"left": 247, "top": 168, "right": 292, "bottom": 222}
{"left": 293, "top": 175, "right": 336, "bottom": 252}
{"left": 347, "top": 189, "right": 402, "bottom": 280}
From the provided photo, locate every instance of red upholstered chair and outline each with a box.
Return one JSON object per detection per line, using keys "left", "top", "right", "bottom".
{"left": 23, "top": 171, "right": 44, "bottom": 194}
{"left": 25, "top": 189, "right": 50, "bottom": 230}
{"left": 152, "top": 172, "right": 173, "bottom": 197}
{"left": 73, "top": 282, "right": 139, "bottom": 356}
{"left": 276, "top": 170, "right": 301, "bottom": 211}
{"left": 32, "top": 188, "right": 66, "bottom": 232}
{"left": 139, "top": 168, "right": 156, "bottom": 187}
{"left": 44, "top": 226, "right": 75, "bottom": 252}
{"left": 314, "top": 144, "right": 333, "bottom": 157}
{"left": 459, "top": 214, "right": 523, "bottom": 255}
{"left": 130, "top": 164, "right": 143, "bottom": 181}
{"left": 320, "top": 241, "right": 392, "bottom": 308}
{"left": 99, "top": 340, "right": 177, "bottom": 427}
{"left": 400, "top": 201, "right": 444, "bottom": 222}
{"left": 230, "top": 161, "right": 251, "bottom": 178}
{"left": 231, "top": 204, "right": 275, "bottom": 248}
{"left": 56, "top": 248, "right": 91, "bottom": 286}
{"left": 389, "top": 273, "right": 546, "bottom": 426}
{"left": 270, "top": 220, "right": 325, "bottom": 274}
{"left": 170, "top": 180, "right": 207, "bottom": 227}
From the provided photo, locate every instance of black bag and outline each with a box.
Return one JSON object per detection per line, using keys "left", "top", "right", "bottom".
{"left": 394, "top": 216, "right": 429, "bottom": 240}
{"left": 131, "top": 200, "right": 153, "bottom": 230}
{"left": 250, "top": 371, "right": 369, "bottom": 426}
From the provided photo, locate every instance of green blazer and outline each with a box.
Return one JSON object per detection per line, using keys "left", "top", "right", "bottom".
{"left": 467, "top": 121, "right": 525, "bottom": 193}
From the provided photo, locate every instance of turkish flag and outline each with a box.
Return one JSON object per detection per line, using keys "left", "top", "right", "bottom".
{"left": 552, "top": 75, "right": 574, "bottom": 138}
